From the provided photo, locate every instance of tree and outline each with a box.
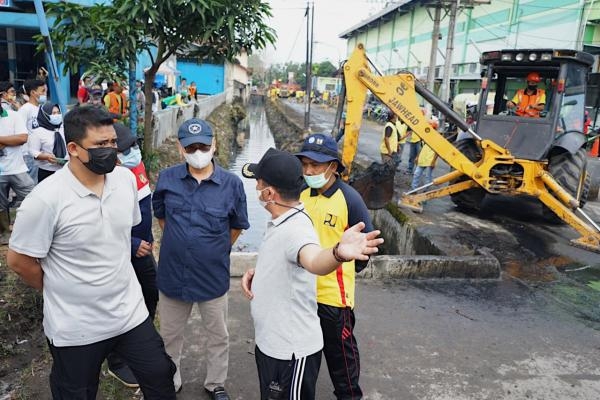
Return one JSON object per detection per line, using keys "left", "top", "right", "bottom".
{"left": 248, "top": 53, "right": 267, "bottom": 88}
{"left": 39, "top": 0, "right": 276, "bottom": 154}
{"left": 313, "top": 61, "right": 337, "bottom": 77}
{"left": 265, "top": 62, "right": 308, "bottom": 89}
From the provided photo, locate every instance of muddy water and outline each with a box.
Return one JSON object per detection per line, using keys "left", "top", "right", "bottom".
{"left": 563, "top": 264, "right": 600, "bottom": 291}
{"left": 229, "top": 105, "right": 274, "bottom": 252}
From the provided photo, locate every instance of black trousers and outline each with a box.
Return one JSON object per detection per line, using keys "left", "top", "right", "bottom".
{"left": 37, "top": 168, "right": 55, "bottom": 183}
{"left": 108, "top": 254, "right": 158, "bottom": 371}
{"left": 132, "top": 254, "right": 158, "bottom": 320}
{"left": 318, "top": 304, "right": 363, "bottom": 400}
{"left": 255, "top": 346, "right": 321, "bottom": 400}
{"left": 48, "top": 317, "right": 176, "bottom": 400}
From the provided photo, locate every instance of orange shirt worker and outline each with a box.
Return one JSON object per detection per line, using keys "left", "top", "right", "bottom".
{"left": 507, "top": 72, "right": 546, "bottom": 118}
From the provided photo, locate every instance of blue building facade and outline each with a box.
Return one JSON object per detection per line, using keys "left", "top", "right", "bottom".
{"left": 0, "top": 0, "right": 228, "bottom": 104}
{"left": 177, "top": 60, "right": 225, "bottom": 95}
{"left": 0, "top": 0, "right": 105, "bottom": 102}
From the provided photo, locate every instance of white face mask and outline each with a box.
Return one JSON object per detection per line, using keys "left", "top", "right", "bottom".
{"left": 183, "top": 148, "right": 213, "bottom": 169}
{"left": 303, "top": 163, "right": 333, "bottom": 189}
{"left": 256, "top": 187, "right": 272, "bottom": 208}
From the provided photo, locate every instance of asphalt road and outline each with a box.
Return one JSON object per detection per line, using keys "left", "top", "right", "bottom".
{"left": 282, "top": 99, "right": 382, "bottom": 160}
{"left": 176, "top": 278, "right": 600, "bottom": 400}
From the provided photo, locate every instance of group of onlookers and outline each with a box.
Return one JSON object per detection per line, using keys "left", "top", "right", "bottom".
{"left": 0, "top": 79, "right": 65, "bottom": 244}
{"left": 5, "top": 93, "right": 382, "bottom": 399}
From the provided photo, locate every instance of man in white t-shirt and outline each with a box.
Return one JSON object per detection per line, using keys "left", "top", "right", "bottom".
{"left": 240, "top": 148, "right": 383, "bottom": 399}
{"left": 0, "top": 108, "right": 34, "bottom": 244}
{"left": 18, "top": 79, "right": 46, "bottom": 183}
{"left": 7, "top": 106, "right": 176, "bottom": 399}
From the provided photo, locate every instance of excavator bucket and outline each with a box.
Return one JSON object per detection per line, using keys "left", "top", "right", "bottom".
{"left": 350, "top": 162, "right": 396, "bottom": 209}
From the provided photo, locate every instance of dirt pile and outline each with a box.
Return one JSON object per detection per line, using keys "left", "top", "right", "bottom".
{"left": 264, "top": 99, "right": 304, "bottom": 153}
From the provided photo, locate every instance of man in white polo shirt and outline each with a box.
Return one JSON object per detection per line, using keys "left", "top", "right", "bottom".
{"left": 7, "top": 106, "right": 176, "bottom": 399}
{"left": 0, "top": 106, "right": 34, "bottom": 244}
{"left": 240, "top": 148, "right": 383, "bottom": 399}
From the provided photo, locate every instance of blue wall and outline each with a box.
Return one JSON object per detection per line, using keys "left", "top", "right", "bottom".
{"left": 177, "top": 61, "right": 224, "bottom": 95}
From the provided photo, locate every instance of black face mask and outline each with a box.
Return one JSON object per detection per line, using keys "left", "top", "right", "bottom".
{"left": 527, "top": 84, "right": 537, "bottom": 91}
{"left": 79, "top": 146, "right": 118, "bottom": 175}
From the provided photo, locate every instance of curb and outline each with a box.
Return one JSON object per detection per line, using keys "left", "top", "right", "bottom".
{"left": 229, "top": 251, "right": 501, "bottom": 280}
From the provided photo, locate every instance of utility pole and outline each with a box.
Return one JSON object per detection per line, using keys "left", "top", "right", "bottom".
{"left": 33, "top": 0, "right": 67, "bottom": 114}
{"left": 439, "top": 0, "right": 459, "bottom": 130}
{"left": 304, "top": 2, "right": 314, "bottom": 131}
{"left": 426, "top": 5, "right": 441, "bottom": 94}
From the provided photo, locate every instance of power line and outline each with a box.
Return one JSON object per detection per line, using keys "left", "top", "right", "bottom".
{"left": 485, "top": 0, "right": 584, "bottom": 10}
{"left": 284, "top": 11, "right": 308, "bottom": 64}
{"left": 470, "top": 18, "right": 512, "bottom": 47}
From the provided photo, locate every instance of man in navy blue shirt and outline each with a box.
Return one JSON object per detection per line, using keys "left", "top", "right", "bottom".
{"left": 152, "top": 118, "right": 249, "bottom": 400}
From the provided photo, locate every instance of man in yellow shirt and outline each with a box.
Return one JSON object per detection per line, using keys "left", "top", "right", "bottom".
{"left": 411, "top": 119, "right": 439, "bottom": 190}
{"left": 379, "top": 113, "right": 399, "bottom": 163}
{"left": 295, "top": 133, "right": 373, "bottom": 400}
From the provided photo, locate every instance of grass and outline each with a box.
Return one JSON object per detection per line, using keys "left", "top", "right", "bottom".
{"left": 97, "top": 361, "right": 143, "bottom": 400}
{"left": 385, "top": 201, "right": 409, "bottom": 224}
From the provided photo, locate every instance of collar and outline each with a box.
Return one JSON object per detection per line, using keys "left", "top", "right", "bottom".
{"left": 177, "top": 161, "right": 222, "bottom": 184}
{"left": 270, "top": 203, "right": 306, "bottom": 227}
{"left": 64, "top": 164, "right": 119, "bottom": 198}
{"left": 309, "top": 176, "right": 341, "bottom": 198}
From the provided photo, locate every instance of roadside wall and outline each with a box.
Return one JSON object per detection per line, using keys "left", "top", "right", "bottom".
{"left": 152, "top": 92, "right": 227, "bottom": 148}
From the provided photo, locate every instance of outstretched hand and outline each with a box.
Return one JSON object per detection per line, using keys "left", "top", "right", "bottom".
{"left": 337, "top": 222, "right": 384, "bottom": 261}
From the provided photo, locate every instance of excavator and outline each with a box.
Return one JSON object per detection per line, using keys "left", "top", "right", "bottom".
{"left": 336, "top": 44, "right": 600, "bottom": 253}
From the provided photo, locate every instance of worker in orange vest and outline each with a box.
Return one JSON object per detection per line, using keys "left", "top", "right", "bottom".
{"left": 507, "top": 72, "right": 546, "bottom": 118}
{"left": 104, "top": 82, "right": 129, "bottom": 120}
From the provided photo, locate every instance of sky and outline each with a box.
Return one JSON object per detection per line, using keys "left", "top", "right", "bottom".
{"left": 262, "top": 0, "right": 388, "bottom": 65}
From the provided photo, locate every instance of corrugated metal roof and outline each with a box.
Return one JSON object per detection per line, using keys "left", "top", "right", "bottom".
{"left": 338, "top": 1, "right": 417, "bottom": 39}
{"left": 338, "top": 1, "right": 486, "bottom": 39}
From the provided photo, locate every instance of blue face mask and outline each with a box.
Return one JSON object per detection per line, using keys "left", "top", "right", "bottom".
{"left": 303, "top": 163, "right": 333, "bottom": 189}
{"left": 118, "top": 146, "right": 142, "bottom": 168}
{"left": 38, "top": 95, "right": 47, "bottom": 104}
{"left": 49, "top": 114, "right": 62, "bottom": 126}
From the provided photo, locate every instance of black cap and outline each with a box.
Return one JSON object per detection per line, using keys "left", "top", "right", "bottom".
{"left": 114, "top": 123, "right": 137, "bottom": 152}
{"left": 242, "top": 148, "right": 304, "bottom": 190}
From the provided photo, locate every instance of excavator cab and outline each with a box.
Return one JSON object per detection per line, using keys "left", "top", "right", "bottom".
{"left": 467, "top": 49, "right": 593, "bottom": 162}
{"left": 449, "top": 50, "right": 593, "bottom": 217}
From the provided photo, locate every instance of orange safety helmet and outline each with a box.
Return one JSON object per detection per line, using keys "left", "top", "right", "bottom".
{"left": 526, "top": 72, "right": 541, "bottom": 83}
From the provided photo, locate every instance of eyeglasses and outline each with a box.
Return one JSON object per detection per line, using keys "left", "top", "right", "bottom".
{"left": 184, "top": 143, "right": 212, "bottom": 154}
{"left": 122, "top": 144, "right": 139, "bottom": 156}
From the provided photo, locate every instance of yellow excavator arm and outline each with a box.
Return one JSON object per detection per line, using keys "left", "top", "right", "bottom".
{"left": 340, "top": 43, "right": 600, "bottom": 253}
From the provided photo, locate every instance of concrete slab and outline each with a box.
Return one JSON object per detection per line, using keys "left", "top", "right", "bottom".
{"left": 175, "top": 278, "right": 600, "bottom": 399}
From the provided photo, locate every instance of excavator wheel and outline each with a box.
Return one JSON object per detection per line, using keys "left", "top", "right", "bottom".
{"left": 450, "top": 139, "right": 487, "bottom": 212}
{"left": 542, "top": 148, "right": 590, "bottom": 222}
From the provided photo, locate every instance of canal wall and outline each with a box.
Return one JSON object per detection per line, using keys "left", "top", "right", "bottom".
{"left": 152, "top": 93, "right": 227, "bottom": 148}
